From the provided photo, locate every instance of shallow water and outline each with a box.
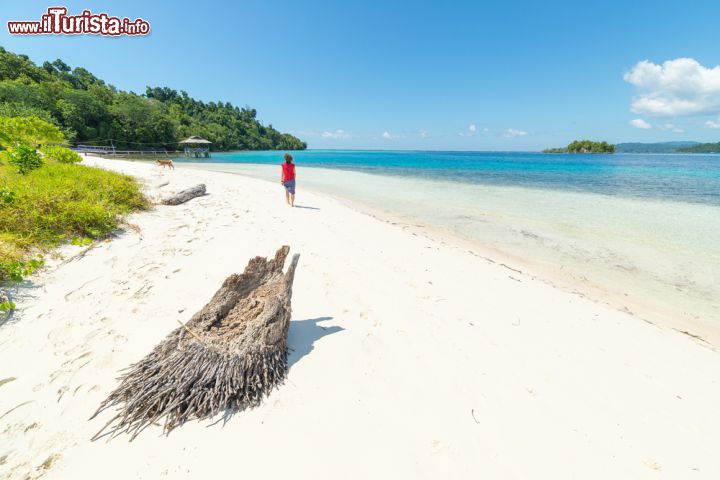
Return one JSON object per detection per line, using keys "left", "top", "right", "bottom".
{"left": 177, "top": 150, "right": 720, "bottom": 340}
{"left": 180, "top": 150, "right": 720, "bottom": 205}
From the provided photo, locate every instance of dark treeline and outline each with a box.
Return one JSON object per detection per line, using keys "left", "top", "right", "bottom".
{"left": 0, "top": 47, "right": 306, "bottom": 151}
{"left": 676, "top": 142, "right": 720, "bottom": 153}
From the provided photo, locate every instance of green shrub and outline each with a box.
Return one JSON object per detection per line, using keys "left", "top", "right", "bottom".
{"left": 0, "top": 116, "right": 64, "bottom": 148}
{"left": 0, "top": 161, "right": 148, "bottom": 281}
{"left": 0, "top": 300, "right": 16, "bottom": 312}
{"left": 0, "top": 188, "right": 15, "bottom": 205}
{"left": 0, "top": 113, "right": 147, "bottom": 283}
{"left": 71, "top": 236, "right": 93, "bottom": 246}
{"left": 0, "top": 256, "right": 44, "bottom": 282}
{"left": 41, "top": 145, "right": 82, "bottom": 164}
{"left": 7, "top": 144, "right": 43, "bottom": 174}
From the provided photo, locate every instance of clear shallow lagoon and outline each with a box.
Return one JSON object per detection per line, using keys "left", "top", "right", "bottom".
{"left": 179, "top": 150, "right": 720, "bottom": 205}
{"left": 177, "top": 150, "right": 720, "bottom": 340}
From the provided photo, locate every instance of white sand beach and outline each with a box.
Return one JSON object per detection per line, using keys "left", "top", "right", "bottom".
{"left": 1, "top": 157, "right": 719, "bottom": 479}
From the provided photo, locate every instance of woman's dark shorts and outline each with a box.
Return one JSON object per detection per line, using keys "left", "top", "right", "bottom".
{"left": 283, "top": 179, "right": 296, "bottom": 195}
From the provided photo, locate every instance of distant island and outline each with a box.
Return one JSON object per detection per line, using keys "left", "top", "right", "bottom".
{"left": 675, "top": 142, "right": 720, "bottom": 153}
{"left": 544, "top": 140, "right": 720, "bottom": 154}
{"left": 615, "top": 141, "right": 699, "bottom": 153}
{"left": 614, "top": 141, "right": 720, "bottom": 153}
{"left": 543, "top": 140, "right": 615, "bottom": 154}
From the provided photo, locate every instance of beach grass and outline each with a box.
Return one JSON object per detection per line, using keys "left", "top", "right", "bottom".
{"left": 0, "top": 161, "right": 148, "bottom": 282}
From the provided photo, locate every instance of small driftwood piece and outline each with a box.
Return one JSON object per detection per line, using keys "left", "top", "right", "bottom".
{"left": 91, "top": 246, "right": 300, "bottom": 440}
{"left": 161, "top": 183, "right": 206, "bottom": 205}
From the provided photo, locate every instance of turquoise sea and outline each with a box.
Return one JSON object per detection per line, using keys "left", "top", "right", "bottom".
{"left": 178, "top": 150, "right": 720, "bottom": 205}
{"left": 177, "top": 150, "right": 720, "bottom": 341}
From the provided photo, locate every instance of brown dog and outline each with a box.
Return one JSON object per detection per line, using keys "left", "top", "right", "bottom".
{"left": 156, "top": 159, "right": 174, "bottom": 169}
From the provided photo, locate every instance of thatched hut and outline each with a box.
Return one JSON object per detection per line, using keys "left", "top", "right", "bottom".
{"left": 179, "top": 136, "right": 211, "bottom": 158}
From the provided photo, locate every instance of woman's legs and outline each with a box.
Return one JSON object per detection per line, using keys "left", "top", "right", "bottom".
{"left": 284, "top": 180, "right": 296, "bottom": 206}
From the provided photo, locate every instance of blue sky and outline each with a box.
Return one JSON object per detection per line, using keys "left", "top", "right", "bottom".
{"left": 2, "top": 0, "right": 720, "bottom": 150}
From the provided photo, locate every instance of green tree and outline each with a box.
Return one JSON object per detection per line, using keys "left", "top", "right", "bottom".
{"left": 0, "top": 115, "right": 65, "bottom": 147}
{"left": 0, "top": 47, "right": 307, "bottom": 152}
{"left": 544, "top": 139, "right": 615, "bottom": 154}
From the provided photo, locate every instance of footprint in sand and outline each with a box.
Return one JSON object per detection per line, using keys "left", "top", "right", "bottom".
{"left": 24, "top": 422, "right": 39, "bottom": 432}
{"left": 0, "top": 377, "right": 17, "bottom": 388}
{"left": 62, "top": 341, "right": 86, "bottom": 358}
{"left": 61, "top": 351, "right": 91, "bottom": 367}
{"left": 36, "top": 453, "right": 60, "bottom": 473}
{"left": 132, "top": 282, "right": 153, "bottom": 298}
{"left": 56, "top": 386, "right": 68, "bottom": 402}
{"left": 51, "top": 352, "right": 91, "bottom": 388}
{"left": 83, "top": 326, "right": 105, "bottom": 341}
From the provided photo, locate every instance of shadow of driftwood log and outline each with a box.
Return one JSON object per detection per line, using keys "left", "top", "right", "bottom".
{"left": 287, "top": 317, "right": 343, "bottom": 369}
{"left": 209, "top": 316, "right": 342, "bottom": 430}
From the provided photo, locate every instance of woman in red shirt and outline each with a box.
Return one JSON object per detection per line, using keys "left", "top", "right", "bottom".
{"left": 280, "top": 153, "right": 296, "bottom": 207}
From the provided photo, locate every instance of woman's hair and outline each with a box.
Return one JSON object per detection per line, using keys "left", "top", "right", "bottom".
{"left": 284, "top": 153, "right": 293, "bottom": 163}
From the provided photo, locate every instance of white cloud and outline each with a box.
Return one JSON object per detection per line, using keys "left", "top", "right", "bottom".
{"left": 624, "top": 58, "right": 720, "bottom": 116}
{"left": 419, "top": 129, "right": 428, "bottom": 138}
{"left": 629, "top": 118, "right": 652, "bottom": 129}
{"left": 504, "top": 128, "right": 527, "bottom": 137}
{"left": 658, "top": 123, "right": 684, "bottom": 133}
{"left": 458, "top": 124, "right": 479, "bottom": 137}
{"left": 381, "top": 131, "right": 404, "bottom": 139}
{"left": 320, "top": 129, "right": 350, "bottom": 139}
{"left": 705, "top": 120, "right": 720, "bottom": 129}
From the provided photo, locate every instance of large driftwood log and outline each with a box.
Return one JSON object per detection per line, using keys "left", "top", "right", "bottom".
{"left": 161, "top": 183, "right": 206, "bottom": 205}
{"left": 91, "top": 246, "right": 300, "bottom": 440}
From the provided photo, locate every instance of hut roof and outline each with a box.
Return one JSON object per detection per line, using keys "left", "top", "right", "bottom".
{"left": 179, "top": 136, "right": 212, "bottom": 144}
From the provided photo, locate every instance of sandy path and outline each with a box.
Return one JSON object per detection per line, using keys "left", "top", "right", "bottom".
{"left": 1, "top": 157, "right": 719, "bottom": 479}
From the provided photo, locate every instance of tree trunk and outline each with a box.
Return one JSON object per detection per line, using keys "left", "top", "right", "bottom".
{"left": 161, "top": 184, "right": 206, "bottom": 205}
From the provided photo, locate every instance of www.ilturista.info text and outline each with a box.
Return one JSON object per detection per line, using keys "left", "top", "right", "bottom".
{"left": 7, "top": 7, "right": 150, "bottom": 36}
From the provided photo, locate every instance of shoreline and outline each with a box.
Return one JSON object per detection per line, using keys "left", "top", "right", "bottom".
{"left": 2, "top": 156, "right": 719, "bottom": 479}
{"left": 179, "top": 161, "right": 720, "bottom": 347}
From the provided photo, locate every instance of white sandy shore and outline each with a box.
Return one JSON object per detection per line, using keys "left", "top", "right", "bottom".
{"left": 1, "top": 157, "right": 719, "bottom": 479}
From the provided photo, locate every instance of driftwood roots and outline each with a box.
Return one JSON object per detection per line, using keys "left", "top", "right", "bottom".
{"left": 91, "top": 246, "right": 299, "bottom": 440}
